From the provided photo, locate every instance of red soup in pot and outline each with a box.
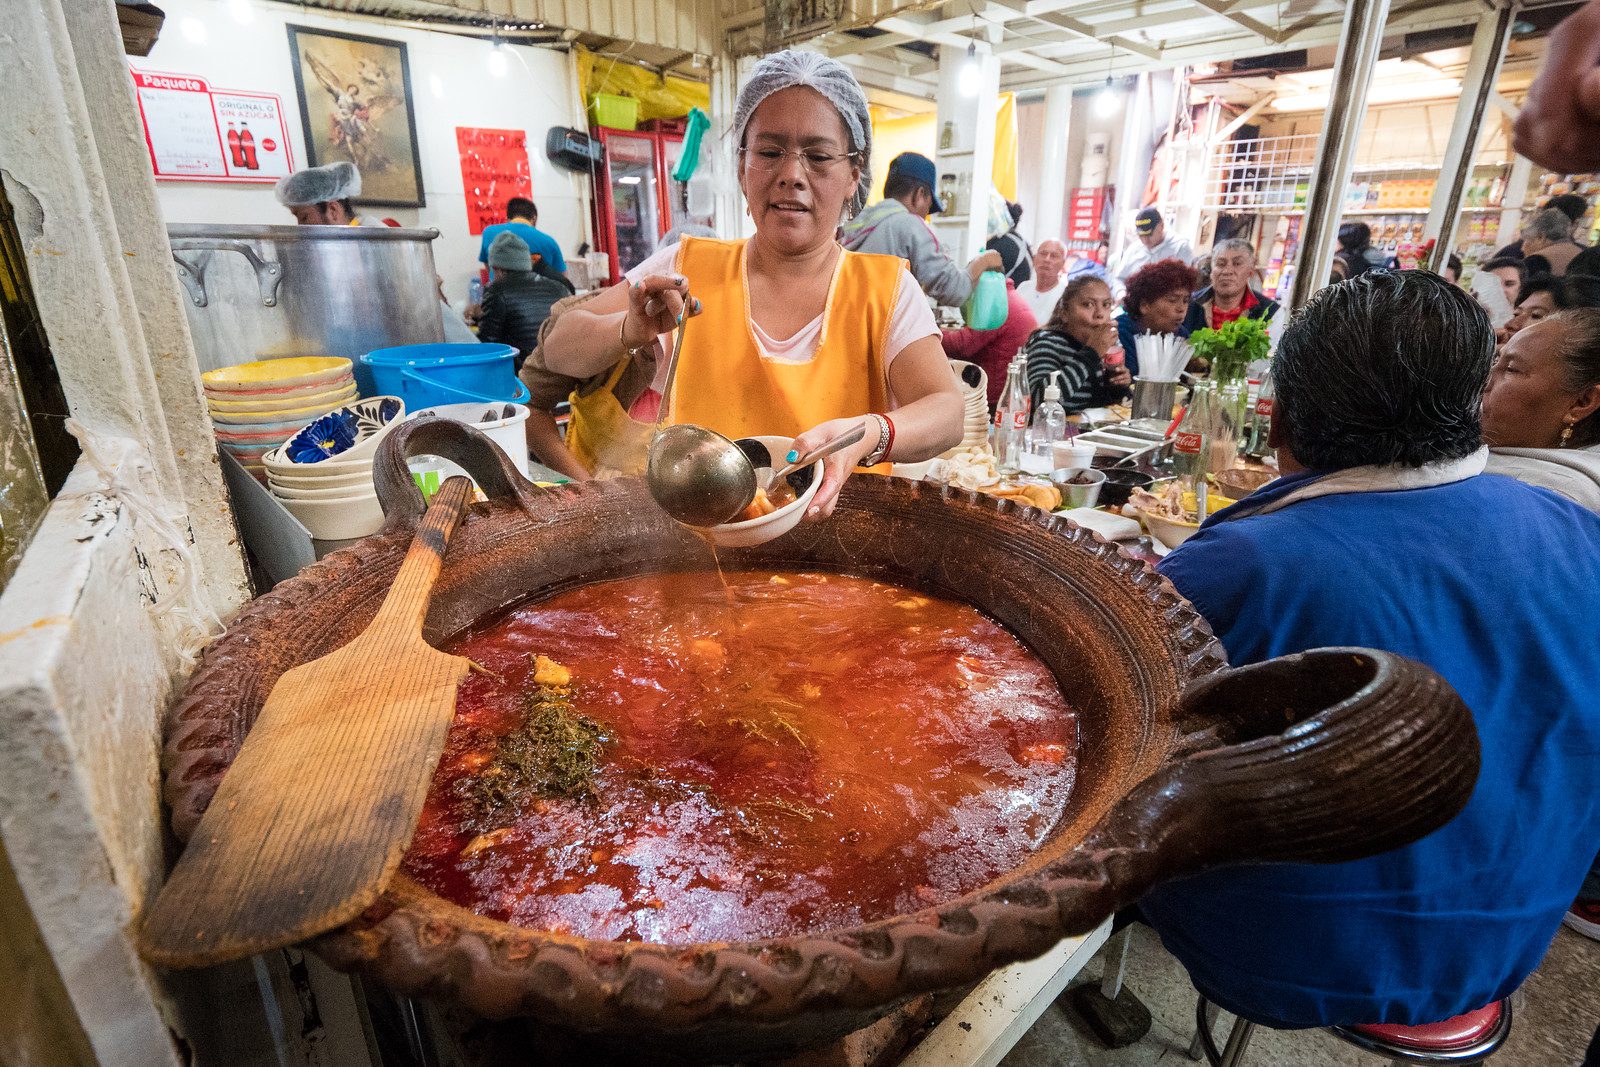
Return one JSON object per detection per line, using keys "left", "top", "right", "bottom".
{"left": 402, "top": 570, "right": 1079, "bottom": 943}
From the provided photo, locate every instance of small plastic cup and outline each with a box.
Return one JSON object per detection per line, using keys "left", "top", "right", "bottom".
{"left": 1052, "top": 441, "right": 1097, "bottom": 471}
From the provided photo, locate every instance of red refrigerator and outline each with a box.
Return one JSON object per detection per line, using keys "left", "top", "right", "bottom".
{"left": 591, "top": 125, "right": 704, "bottom": 285}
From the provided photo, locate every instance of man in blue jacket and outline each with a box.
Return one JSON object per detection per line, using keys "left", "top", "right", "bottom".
{"left": 1145, "top": 270, "right": 1600, "bottom": 1028}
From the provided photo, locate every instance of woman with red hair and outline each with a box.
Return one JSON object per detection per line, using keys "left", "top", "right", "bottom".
{"left": 1117, "top": 258, "right": 1200, "bottom": 376}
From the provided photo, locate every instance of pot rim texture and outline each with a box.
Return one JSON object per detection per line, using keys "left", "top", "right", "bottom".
{"left": 163, "top": 473, "right": 1230, "bottom": 1046}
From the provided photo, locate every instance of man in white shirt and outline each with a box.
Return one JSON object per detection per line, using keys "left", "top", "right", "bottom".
{"left": 1017, "top": 239, "right": 1067, "bottom": 322}
{"left": 1111, "top": 208, "right": 1194, "bottom": 294}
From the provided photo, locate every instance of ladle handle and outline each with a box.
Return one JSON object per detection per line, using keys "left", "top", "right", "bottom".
{"left": 373, "top": 416, "right": 543, "bottom": 530}
{"left": 772, "top": 424, "right": 867, "bottom": 483}
{"left": 1013, "top": 648, "right": 1479, "bottom": 937}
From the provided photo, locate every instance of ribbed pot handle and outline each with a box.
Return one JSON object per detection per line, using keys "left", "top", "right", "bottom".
{"left": 372, "top": 415, "right": 544, "bottom": 530}
{"left": 1028, "top": 648, "right": 1480, "bottom": 932}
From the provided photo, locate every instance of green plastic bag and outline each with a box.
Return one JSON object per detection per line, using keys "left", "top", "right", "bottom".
{"left": 962, "top": 270, "right": 1008, "bottom": 330}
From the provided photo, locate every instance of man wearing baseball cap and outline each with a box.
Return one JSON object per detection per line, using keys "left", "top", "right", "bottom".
{"left": 1110, "top": 206, "right": 1194, "bottom": 294}
{"left": 840, "top": 152, "right": 1002, "bottom": 308}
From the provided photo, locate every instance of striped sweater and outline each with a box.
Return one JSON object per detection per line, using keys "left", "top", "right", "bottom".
{"left": 1021, "top": 328, "right": 1129, "bottom": 414}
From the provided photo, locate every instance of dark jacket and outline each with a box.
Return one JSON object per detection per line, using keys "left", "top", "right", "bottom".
{"left": 1182, "top": 286, "right": 1280, "bottom": 335}
{"left": 478, "top": 269, "right": 574, "bottom": 367}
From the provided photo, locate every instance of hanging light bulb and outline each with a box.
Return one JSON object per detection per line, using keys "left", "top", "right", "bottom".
{"left": 958, "top": 42, "right": 980, "bottom": 98}
{"left": 488, "top": 46, "right": 509, "bottom": 77}
{"left": 1094, "top": 76, "right": 1121, "bottom": 118}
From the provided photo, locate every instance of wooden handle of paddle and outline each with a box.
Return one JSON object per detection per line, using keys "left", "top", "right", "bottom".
{"left": 366, "top": 476, "right": 474, "bottom": 641}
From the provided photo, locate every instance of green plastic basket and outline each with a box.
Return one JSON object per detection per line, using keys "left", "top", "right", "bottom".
{"left": 589, "top": 93, "right": 638, "bottom": 131}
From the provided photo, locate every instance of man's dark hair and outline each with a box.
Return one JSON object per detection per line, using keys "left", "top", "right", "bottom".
{"left": 1446, "top": 253, "right": 1463, "bottom": 277}
{"left": 1517, "top": 272, "right": 1600, "bottom": 310}
{"left": 1546, "top": 192, "right": 1589, "bottom": 223}
{"left": 1274, "top": 270, "right": 1491, "bottom": 471}
{"left": 883, "top": 173, "right": 927, "bottom": 202}
{"left": 1480, "top": 255, "right": 1523, "bottom": 278}
{"left": 506, "top": 196, "right": 537, "bottom": 220}
{"left": 1567, "top": 245, "right": 1600, "bottom": 278}
{"left": 1007, "top": 200, "right": 1023, "bottom": 224}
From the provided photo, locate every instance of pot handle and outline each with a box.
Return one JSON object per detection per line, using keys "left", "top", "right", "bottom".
{"left": 1028, "top": 648, "right": 1479, "bottom": 930}
{"left": 372, "top": 415, "right": 545, "bottom": 530}
{"left": 170, "top": 239, "right": 285, "bottom": 308}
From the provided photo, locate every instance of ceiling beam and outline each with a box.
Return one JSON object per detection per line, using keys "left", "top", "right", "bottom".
{"left": 876, "top": 14, "right": 1078, "bottom": 75}
{"left": 822, "top": 31, "right": 918, "bottom": 57}
{"left": 1186, "top": 0, "right": 1282, "bottom": 43}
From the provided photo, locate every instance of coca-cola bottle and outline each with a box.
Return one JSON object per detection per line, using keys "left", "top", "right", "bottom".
{"left": 991, "top": 358, "right": 1030, "bottom": 469}
{"left": 225, "top": 122, "right": 244, "bottom": 168}
{"left": 1247, "top": 370, "right": 1275, "bottom": 458}
{"left": 240, "top": 123, "right": 259, "bottom": 169}
{"left": 1170, "top": 381, "right": 1212, "bottom": 484}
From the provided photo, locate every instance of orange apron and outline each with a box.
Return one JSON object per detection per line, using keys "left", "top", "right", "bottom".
{"left": 666, "top": 236, "right": 901, "bottom": 472}
{"left": 564, "top": 357, "right": 655, "bottom": 478}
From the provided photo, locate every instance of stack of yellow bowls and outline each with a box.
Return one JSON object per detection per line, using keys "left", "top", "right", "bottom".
{"left": 202, "top": 357, "right": 357, "bottom": 480}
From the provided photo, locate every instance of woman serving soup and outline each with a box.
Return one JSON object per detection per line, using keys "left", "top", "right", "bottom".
{"left": 543, "top": 51, "right": 962, "bottom": 518}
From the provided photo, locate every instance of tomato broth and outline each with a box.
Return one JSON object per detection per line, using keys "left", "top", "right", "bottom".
{"left": 402, "top": 570, "right": 1079, "bottom": 943}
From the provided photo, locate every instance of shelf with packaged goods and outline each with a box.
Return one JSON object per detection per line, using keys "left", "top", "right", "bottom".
{"left": 1241, "top": 206, "right": 1509, "bottom": 216}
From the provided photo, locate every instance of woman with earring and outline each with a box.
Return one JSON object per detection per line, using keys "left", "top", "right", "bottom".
{"left": 1483, "top": 309, "right": 1600, "bottom": 513}
{"left": 541, "top": 49, "right": 961, "bottom": 518}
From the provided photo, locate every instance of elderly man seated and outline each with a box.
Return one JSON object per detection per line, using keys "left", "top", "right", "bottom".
{"left": 1143, "top": 270, "right": 1600, "bottom": 1029}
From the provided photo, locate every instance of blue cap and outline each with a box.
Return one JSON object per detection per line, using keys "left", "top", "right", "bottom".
{"left": 888, "top": 152, "right": 944, "bottom": 214}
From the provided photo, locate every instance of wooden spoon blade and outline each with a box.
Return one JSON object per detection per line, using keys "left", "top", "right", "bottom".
{"left": 140, "top": 477, "right": 476, "bottom": 968}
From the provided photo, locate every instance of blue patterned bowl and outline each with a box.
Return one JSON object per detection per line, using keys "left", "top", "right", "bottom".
{"left": 265, "top": 396, "right": 404, "bottom": 469}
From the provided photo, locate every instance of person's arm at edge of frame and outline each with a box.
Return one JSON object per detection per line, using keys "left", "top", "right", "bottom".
{"left": 541, "top": 273, "right": 696, "bottom": 381}
{"left": 787, "top": 335, "right": 962, "bottom": 520}
{"left": 524, "top": 408, "right": 591, "bottom": 482}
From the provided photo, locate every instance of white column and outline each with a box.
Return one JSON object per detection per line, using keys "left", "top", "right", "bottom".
{"left": 1497, "top": 154, "right": 1533, "bottom": 247}
{"left": 1424, "top": 1, "right": 1516, "bottom": 270}
{"left": 932, "top": 43, "right": 1000, "bottom": 264}
{"left": 1034, "top": 83, "right": 1074, "bottom": 246}
{"left": 1112, "top": 73, "right": 1156, "bottom": 247}
{"left": 1288, "top": 0, "right": 1393, "bottom": 310}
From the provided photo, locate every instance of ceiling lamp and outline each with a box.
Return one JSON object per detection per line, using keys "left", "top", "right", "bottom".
{"left": 1094, "top": 77, "right": 1121, "bottom": 118}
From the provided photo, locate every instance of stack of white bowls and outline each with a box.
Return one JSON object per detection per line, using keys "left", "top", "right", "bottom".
{"left": 203, "top": 357, "right": 357, "bottom": 481}
{"left": 947, "top": 360, "right": 993, "bottom": 454}
{"left": 262, "top": 397, "right": 404, "bottom": 541}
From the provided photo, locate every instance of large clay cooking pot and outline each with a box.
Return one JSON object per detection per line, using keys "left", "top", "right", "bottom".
{"left": 164, "top": 419, "right": 1480, "bottom": 1061}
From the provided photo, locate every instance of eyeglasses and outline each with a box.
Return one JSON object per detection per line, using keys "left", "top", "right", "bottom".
{"left": 739, "top": 146, "right": 860, "bottom": 175}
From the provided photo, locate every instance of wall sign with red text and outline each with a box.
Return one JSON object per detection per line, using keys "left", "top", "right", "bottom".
{"left": 131, "top": 68, "right": 294, "bottom": 182}
{"left": 456, "top": 127, "right": 533, "bottom": 236}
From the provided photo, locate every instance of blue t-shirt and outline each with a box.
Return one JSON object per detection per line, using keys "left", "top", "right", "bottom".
{"left": 478, "top": 220, "right": 566, "bottom": 274}
{"left": 1144, "top": 470, "right": 1600, "bottom": 1029}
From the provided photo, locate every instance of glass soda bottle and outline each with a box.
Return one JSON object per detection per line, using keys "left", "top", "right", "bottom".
{"left": 1248, "top": 370, "right": 1275, "bottom": 458}
{"left": 991, "top": 361, "right": 1021, "bottom": 465}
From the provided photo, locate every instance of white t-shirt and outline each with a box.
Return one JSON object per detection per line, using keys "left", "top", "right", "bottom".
{"left": 1017, "top": 276, "right": 1066, "bottom": 323}
{"left": 626, "top": 243, "right": 939, "bottom": 398}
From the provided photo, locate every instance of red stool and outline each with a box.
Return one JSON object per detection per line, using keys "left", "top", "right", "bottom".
{"left": 1190, "top": 995, "right": 1512, "bottom": 1066}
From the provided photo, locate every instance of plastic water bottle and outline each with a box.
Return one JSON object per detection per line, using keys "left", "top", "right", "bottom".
{"left": 468, "top": 276, "right": 484, "bottom": 305}
{"left": 1031, "top": 372, "right": 1068, "bottom": 456}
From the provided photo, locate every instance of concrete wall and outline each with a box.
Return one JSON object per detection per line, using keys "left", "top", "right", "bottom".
{"left": 144, "top": 0, "right": 593, "bottom": 307}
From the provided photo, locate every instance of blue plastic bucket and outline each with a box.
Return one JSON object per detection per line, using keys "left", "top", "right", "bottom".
{"left": 358, "top": 343, "right": 529, "bottom": 407}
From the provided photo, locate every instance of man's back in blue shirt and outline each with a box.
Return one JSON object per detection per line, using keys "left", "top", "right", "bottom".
{"left": 479, "top": 220, "right": 566, "bottom": 274}
{"left": 1144, "top": 472, "right": 1600, "bottom": 1028}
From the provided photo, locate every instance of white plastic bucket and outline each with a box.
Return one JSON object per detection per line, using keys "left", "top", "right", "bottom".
{"left": 404, "top": 401, "right": 531, "bottom": 484}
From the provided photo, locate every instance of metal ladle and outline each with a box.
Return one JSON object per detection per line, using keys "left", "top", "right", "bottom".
{"left": 643, "top": 295, "right": 760, "bottom": 527}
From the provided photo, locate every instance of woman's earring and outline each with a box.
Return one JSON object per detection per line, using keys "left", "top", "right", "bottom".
{"left": 1561, "top": 421, "right": 1575, "bottom": 445}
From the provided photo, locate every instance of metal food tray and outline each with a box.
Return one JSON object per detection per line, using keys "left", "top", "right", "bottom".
{"left": 1076, "top": 419, "right": 1170, "bottom": 458}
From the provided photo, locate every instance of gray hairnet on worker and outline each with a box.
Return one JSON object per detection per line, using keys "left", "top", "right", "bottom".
{"left": 538, "top": 47, "right": 962, "bottom": 515}
{"left": 730, "top": 49, "right": 874, "bottom": 218}
{"left": 275, "top": 161, "right": 373, "bottom": 226}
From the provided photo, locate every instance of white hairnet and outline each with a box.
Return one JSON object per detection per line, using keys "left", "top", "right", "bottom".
{"left": 732, "top": 50, "right": 873, "bottom": 217}
{"left": 275, "top": 161, "right": 362, "bottom": 207}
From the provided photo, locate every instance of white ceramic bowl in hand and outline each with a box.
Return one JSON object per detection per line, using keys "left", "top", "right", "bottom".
{"left": 699, "top": 435, "right": 822, "bottom": 548}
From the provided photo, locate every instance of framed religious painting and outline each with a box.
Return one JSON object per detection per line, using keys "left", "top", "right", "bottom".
{"left": 286, "top": 25, "right": 426, "bottom": 207}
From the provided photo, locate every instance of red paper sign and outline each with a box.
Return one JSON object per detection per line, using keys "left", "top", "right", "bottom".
{"left": 456, "top": 127, "right": 533, "bottom": 236}
{"left": 130, "top": 68, "right": 293, "bottom": 183}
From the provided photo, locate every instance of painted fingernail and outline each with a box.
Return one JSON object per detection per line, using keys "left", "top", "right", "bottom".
{"left": 785, "top": 450, "right": 800, "bottom": 463}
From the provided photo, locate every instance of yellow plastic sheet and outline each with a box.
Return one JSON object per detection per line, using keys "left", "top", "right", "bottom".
{"left": 576, "top": 45, "right": 710, "bottom": 124}
{"left": 866, "top": 95, "right": 1019, "bottom": 204}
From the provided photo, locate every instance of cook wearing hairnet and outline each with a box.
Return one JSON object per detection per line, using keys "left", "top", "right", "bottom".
{"left": 542, "top": 49, "right": 961, "bottom": 514}
{"left": 275, "top": 161, "right": 383, "bottom": 226}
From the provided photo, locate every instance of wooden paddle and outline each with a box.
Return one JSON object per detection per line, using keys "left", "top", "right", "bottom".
{"left": 141, "top": 476, "right": 476, "bottom": 968}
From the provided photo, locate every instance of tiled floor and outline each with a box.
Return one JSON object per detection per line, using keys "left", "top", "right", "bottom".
{"left": 1001, "top": 923, "right": 1600, "bottom": 1066}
